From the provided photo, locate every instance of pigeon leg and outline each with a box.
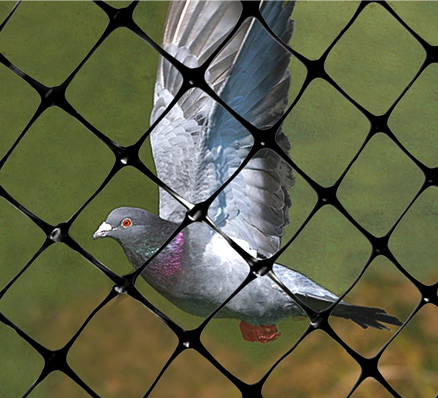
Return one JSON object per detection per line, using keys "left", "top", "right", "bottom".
{"left": 239, "top": 321, "right": 281, "bottom": 343}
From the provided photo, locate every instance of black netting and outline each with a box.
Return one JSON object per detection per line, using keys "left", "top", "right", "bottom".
{"left": 1, "top": 1, "right": 437, "bottom": 397}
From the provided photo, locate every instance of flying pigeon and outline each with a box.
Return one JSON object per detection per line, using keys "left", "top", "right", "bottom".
{"left": 94, "top": 0, "right": 402, "bottom": 343}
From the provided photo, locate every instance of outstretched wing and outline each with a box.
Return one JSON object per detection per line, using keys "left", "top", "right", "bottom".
{"left": 150, "top": 0, "right": 295, "bottom": 256}
{"left": 150, "top": 0, "right": 245, "bottom": 222}
{"left": 193, "top": 1, "right": 296, "bottom": 256}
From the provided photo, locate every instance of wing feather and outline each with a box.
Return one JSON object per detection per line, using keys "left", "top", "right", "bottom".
{"left": 150, "top": 1, "right": 244, "bottom": 222}
{"left": 150, "top": 1, "right": 296, "bottom": 256}
{"left": 194, "top": 1, "right": 296, "bottom": 255}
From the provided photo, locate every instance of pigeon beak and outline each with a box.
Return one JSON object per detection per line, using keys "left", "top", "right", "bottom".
{"left": 93, "top": 222, "right": 113, "bottom": 240}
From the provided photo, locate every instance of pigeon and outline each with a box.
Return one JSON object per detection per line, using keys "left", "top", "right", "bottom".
{"left": 93, "top": 0, "right": 402, "bottom": 343}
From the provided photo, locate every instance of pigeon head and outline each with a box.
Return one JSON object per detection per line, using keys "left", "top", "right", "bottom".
{"left": 93, "top": 207, "right": 178, "bottom": 268}
{"left": 93, "top": 207, "right": 153, "bottom": 242}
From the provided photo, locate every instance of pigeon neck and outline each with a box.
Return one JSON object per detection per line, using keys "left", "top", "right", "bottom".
{"left": 141, "top": 229, "right": 186, "bottom": 292}
{"left": 120, "top": 216, "right": 185, "bottom": 290}
{"left": 123, "top": 217, "right": 179, "bottom": 265}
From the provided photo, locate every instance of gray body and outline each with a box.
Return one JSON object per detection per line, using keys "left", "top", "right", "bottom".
{"left": 126, "top": 221, "right": 310, "bottom": 325}
{"left": 94, "top": 207, "right": 400, "bottom": 330}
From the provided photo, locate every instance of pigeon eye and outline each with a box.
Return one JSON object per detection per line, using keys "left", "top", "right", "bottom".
{"left": 122, "top": 218, "right": 132, "bottom": 228}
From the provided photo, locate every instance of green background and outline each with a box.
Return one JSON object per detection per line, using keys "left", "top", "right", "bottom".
{"left": 0, "top": 1, "right": 437, "bottom": 397}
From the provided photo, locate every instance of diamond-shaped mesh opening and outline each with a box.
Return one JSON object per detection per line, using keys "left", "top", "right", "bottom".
{"left": 0, "top": 244, "right": 110, "bottom": 350}
{"left": 0, "top": 3, "right": 15, "bottom": 21}
{"left": 0, "top": 200, "right": 45, "bottom": 289}
{"left": 338, "top": 133, "right": 424, "bottom": 237}
{"left": 0, "top": 322, "right": 44, "bottom": 397}
{"left": 281, "top": 1, "right": 359, "bottom": 60}
{"left": 282, "top": 78, "right": 369, "bottom": 187}
{"left": 201, "top": 290, "right": 309, "bottom": 384}
{"left": 278, "top": 205, "right": 371, "bottom": 297}
{"left": 148, "top": 349, "right": 241, "bottom": 398}
{"left": 330, "top": 256, "right": 418, "bottom": 357}
{"left": 207, "top": 15, "right": 305, "bottom": 129}
{"left": 388, "top": 64, "right": 438, "bottom": 168}
{"left": 132, "top": 1, "right": 168, "bottom": 47}
{"left": 1, "top": 1, "right": 437, "bottom": 397}
{"left": 262, "top": 330, "right": 361, "bottom": 397}
{"left": 325, "top": 2, "right": 425, "bottom": 115}
{"left": 0, "top": 63, "right": 40, "bottom": 160}
{"left": 389, "top": 186, "right": 438, "bottom": 285}
{"left": 135, "top": 276, "right": 203, "bottom": 332}
{"left": 379, "top": 304, "right": 438, "bottom": 397}
{"left": 349, "top": 377, "right": 396, "bottom": 398}
{"left": 67, "top": 295, "right": 178, "bottom": 398}
{"left": 387, "top": 1, "right": 438, "bottom": 46}
{"left": 66, "top": 28, "right": 160, "bottom": 146}
{"left": 106, "top": 1, "right": 135, "bottom": 10}
{"left": 0, "top": 107, "right": 113, "bottom": 225}
{"left": 29, "top": 371, "right": 92, "bottom": 398}
{"left": 0, "top": 1, "right": 107, "bottom": 87}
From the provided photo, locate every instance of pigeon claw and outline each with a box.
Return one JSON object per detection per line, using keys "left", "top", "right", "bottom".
{"left": 239, "top": 321, "right": 281, "bottom": 343}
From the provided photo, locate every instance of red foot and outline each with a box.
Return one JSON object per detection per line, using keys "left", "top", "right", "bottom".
{"left": 239, "top": 321, "right": 281, "bottom": 343}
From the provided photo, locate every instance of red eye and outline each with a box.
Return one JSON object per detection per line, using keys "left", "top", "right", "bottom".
{"left": 122, "top": 218, "right": 132, "bottom": 228}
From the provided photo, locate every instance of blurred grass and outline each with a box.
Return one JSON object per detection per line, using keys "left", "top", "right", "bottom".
{"left": 0, "top": 1, "right": 437, "bottom": 397}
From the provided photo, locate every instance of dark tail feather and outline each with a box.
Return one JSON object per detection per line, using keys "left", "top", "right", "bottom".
{"left": 332, "top": 303, "right": 403, "bottom": 330}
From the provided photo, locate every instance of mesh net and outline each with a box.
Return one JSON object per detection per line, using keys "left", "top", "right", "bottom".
{"left": 0, "top": 1, "right": 437, "bottom": 397}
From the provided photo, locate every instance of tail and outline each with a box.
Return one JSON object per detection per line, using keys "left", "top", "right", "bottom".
{"left": 296, "top": 294, "right": 402, "bottom": 330}
{"left": 275, "top": 265, "right": 402, "bottom": 330}
{"left": 332, "top": 302, "right": 403, "bottom": 330}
